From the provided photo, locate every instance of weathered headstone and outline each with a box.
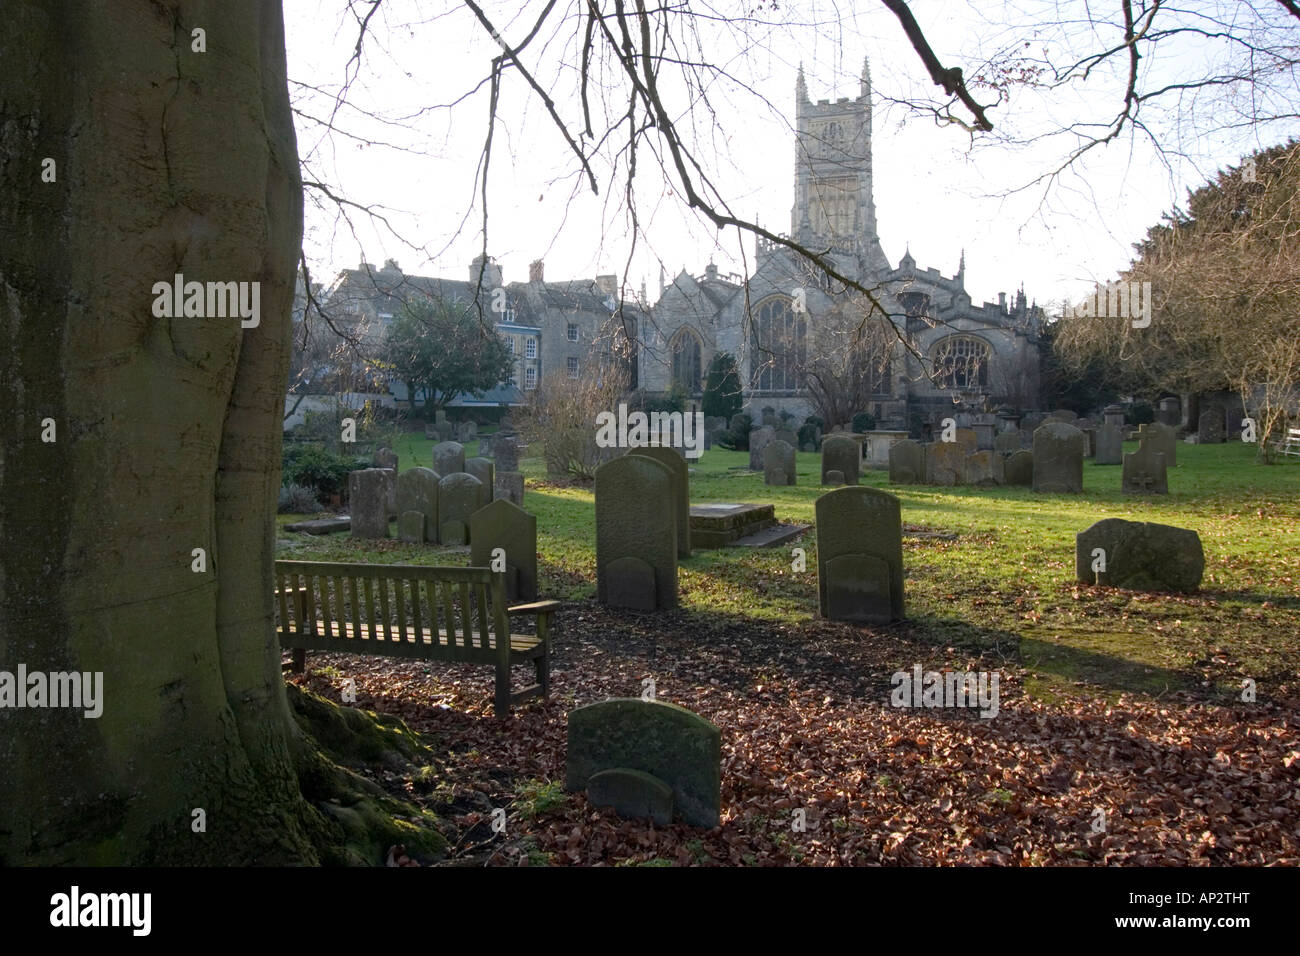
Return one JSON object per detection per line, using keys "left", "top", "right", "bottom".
{"left": 1157, "top": 396, "right": 1181, "bottom": 428}
{"left": 815, "top": 486, "right": 904, "bottom": 623}
{"left": 748, "top": 426, "right": 775, "bottom": 472}
{"left": 774, "top": 428, "right": 798, "bottom": 448}
{"left": 494, "top": 472, "right": 525, "bottom": 506}
{"left": 1095, "top": 423, "right": 1123, "bottom": 465}
{"left": 397, "top": 511, "right": 426, "bottom": 543}
{"left": 824, "top": 469, "right": 845, "bottom": 486}
{"left": 1076, "top": 519, "right": 1204, "bottom": 592}
{"left": 1048, "top": 409, "right": 1078, "bottom": 423}
{"left": 1135, "top": 422, "right": 1177, "bottom": 467}
{"left": 627, "top": 446, "right": 691, "bottom": 558}
{"left": 470, "top": 498, "right": 537, "bottom": 602}
{"left": 994, "top": 429, "right": 1021, "bottom": 455}
{"left": 1004, "top": 450, "right": 1033, "bottom": 485}
{"left": 395, "top": 466, "right": 440, "bottom": 543}
{"left": 761, "top": 439, "right": 797, "bottom": 486}
{"left": 761, "top": 408, "right": 777, "bottom": 427}
{"left": 820, "top": 435, "right": 860, "bottom": 486}
{"left": 925, "top": 441, "right": 965, "bottom": 486}
{"left": 965, "top": 450, "right": 1004, "bottom": 486}
{"left": 888, "top": 439, "right": 926, "bottom": 484}
{"left": 972, "top": 422, "right": 997, "bottom": 451}
{"left": 1080, "top": 427, "right": 1096, "bottom": 459}
{"left": 1122, "top": 441, "right": 1168, "bottom": 495}
{"left": 436, "top": 422, "right": 453, "bottom": 443}
{"left": 465, "top": 457, "right": 495, "bottom": 502}
{"left": 1103, "top": 404, "right": 1126, "bottom": 427}
{"left": 595, "top": 456, "right": 677, "bottom": 610}
{"left": 433, "top": 440, "right": 466, "bottom": 476}
{"left": 493, "top": 435, "right": 520, "bottom": 472}
{"left": 565, "top": 699, "right": 721, "bottom": 828}
{"left": 372, "top": 446, "right": 398, "bottom": 470}
{"left": 380, "top": 467, "right": 397, "bottom": 517}
{"left": 1032, "top": 422, "right": 1084, "bottom": 493}
{"left": 347, "top": 468, "right": 391, "bottom": 539}
{"left": 436, "top": 472, "right": 484, "bottom": 545}
{"left": 1197, "top": 407, "right": 1225, "bottom": 444}
{"left": 953, "top": 428, "right": 978, "bottom": 455}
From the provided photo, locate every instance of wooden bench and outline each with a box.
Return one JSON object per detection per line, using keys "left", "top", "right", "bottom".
{"left": 274, "top": 559, "right": 558, "bottom": 717}
{"left": 1274, "top": 427, "right": 1300, "bottom": 457}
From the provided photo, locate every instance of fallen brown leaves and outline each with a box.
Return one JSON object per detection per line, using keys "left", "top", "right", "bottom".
{"left": 289, "top": 602, "right": 1300, "bottom": 866}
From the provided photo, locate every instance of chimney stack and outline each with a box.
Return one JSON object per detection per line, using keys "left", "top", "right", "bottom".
{"left": 998, "top": 292, "right": 1007, "bottom": 312}
{"left": 529, "top": 259, "right": 544, "bottom": 283}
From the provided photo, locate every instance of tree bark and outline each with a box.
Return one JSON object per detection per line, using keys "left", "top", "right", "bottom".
{"left": 1, "top": 0, "right": 316, "bottom": 864}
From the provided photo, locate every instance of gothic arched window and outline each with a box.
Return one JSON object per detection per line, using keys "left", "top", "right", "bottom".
{"left": 671, "top": 327, "right": 703, "bottom": 394}
{"left": 932, "top": 335, "right": 990, "bottom": 389}
{"left": 752, "top": 296, "right": 806, "bottom": 391}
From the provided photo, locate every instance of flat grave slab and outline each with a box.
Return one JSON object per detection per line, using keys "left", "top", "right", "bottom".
{"left": 733, "top": 523, "right": 810, "bottom": 548}
{"left": 689, "top": 502, "right": 776, "bottom": 548}
{"left": 284, "top": 516, "right": 351, "bottom": 535}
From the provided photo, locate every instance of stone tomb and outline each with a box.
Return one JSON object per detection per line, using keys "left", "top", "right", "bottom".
{"left": 433, "top": 440, "right": 466, "bottom": 477}
{"left": 815, "top": 486, "right": 904, "bottom": 624}
{"left": 1122, "top": 438, "right": 1168, "bottom": 494}
{"left": 470, "top": 498, "right": 537, "bottom": 603}
{"left": 566, "top": 698, "right": 721, "bottom": 828}
{"left": 628, "top": 446, "right": 691, "bottom": 558}
{"left": 595, "top": 456, "right": 677, "bottom": 610}
{"left": 888, "top": 439, "right": 926, "bottom": 484}
{"left": 436, "top": 472, "right": 484, "bottom": 545}
{"left": 395, "top": 466, "right": 440, "bottom": 543}
{"left": 1076, "top": 519, "right": 1204, "bottom": 592}
{"left": 689, "top": 503, "right": 774, "bottom": 548}
{"left": 820, "top": 435, "right": 860, "bottom": 486}
{"left": 1032, "top": 422, "right": 1084, "bottom": 493}
{"left": 763, "top": 439, "right": 797, "bottom": 486}
{"left": 348, "top": 468, "right": 391, "bottom": 539}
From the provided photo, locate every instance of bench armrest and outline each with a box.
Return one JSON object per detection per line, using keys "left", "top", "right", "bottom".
{"left": 507, "top": 600, "right": 562, "bottom": 617}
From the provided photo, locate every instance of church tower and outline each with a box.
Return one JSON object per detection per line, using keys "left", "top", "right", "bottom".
{"left": 790, "top": 59, "right": 886, "bottom": 271}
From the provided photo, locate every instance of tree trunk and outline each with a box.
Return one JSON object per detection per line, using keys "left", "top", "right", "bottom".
{"left": 1, "top": 0, "right": 317, "bottom": 864}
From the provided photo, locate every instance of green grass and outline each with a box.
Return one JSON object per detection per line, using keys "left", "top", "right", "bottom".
{"left": 278, "top": 439, "right": 1300, "bottom": 707}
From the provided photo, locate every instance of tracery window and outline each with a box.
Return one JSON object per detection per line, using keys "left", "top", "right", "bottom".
{"left": 932, "top": 336, "right": 990, "bottom": 389}
{"left": 752, "top": 297, "right": 806, "bottom": 391}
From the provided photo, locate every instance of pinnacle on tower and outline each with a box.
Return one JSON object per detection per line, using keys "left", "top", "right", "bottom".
{"left": 861, "top": 56, "right": 871, "bottom": 100}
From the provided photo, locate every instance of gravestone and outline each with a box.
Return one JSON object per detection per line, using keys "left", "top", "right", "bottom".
{"left": 397, "top": 511, "right": 426, "bottom": 543}
{"left": 1103, "top": 404, "right": 1126, "bottom": 427}
{"left": 761, "top": 408, "right": 777, "bottom": 427}
{"left": 1095, "top": 423, "right": 1123, "bottom": 465}
{"left": 953, "top": 428, "right": 978, "bottom": 454}
{"left": 824, "top": 469, "right": 845, "bottom": 486}
{"left": 925, "top": 441, "right": 965, "bottom": 486}
{"left": 820, "top": 435, "right": 860, "bottom": 486}
{"left": 1157, "top": 397, "right": 1181, "bottom": 428}
{"left": 815, "top": 486, "right": 904, "bottom": 623}
{"left": 470, "top": 498, "right": 537, "bottom": 602}
{"left": 595, "top": 456, "right": 677, "bottom": 610}
{"left": 888, "top": 439, "right": 926, "bottom": 484}
{"left": 380, "top": 467, "right": 398, "bottom": 517}
{"left": 436, "top": 422, "right": 453, "bottom": 443}
{"left": 748, "top": 426, "right": 775, "bottom": 472}
{"left": 627, "top": 446, "right": 691, "bottom": 557}
{"left": 774, "top": 428, "right": 798, "bottom": 448}
{"left": 465, "top": 457, "right": 495, "bottom": 502}
{"left": 965, "top": 450, "right": 1004, "bottom": 486}
{"left": 762, "top": 439, "right": 797, "bottom": 486}
{"left": 1135, "top": 422, "right": 1177, "bottom": 467}
{"left": 1198, "top": 407, "right": 1225, "bottom": 444}
{"left": 1032, "top": 422, "right": 1084, "bottom": 493}
{"left": 994, "top": 429, "right": 1021, "bottom": 456}
{"left": 1004, "top": 450, "right": 1033, "bottom": 485}
{"left": 972, "top": 422, "right": 997, "bottom": 451}
{"left": 433, "top": 440, "right": 466, "bottom": 476}
{"left": 372, "top": 446, "right": 398, "bottom": 470}
{"left": 1122, "top": 441, "right": 1168, "bottom": 495}
{"left": 477, "top": 435, "right": 494, "bottom": 459}
{"left": 1049, "top": 409, "right": 1078, "bottom": 423}
{"left": 436, "top": 472, "right": 484, "bottom": 545}
{"left": 494, "top": 472, "right": 525, "bottom": 507}
{"left": 493, "top": 435, "right": 519, "bottom": 472}
{"left": 459, "top": 421, "right": 478, "bottom": 443}
{"left": 565, "top": 699, "right": 721, "bottom": 828}
{"left": 395, "top": 466, "right": 440, "bottom": 543}
{"left": 1080, "top": 427, "right": 1096, "bottom": 459}
{"left": 1075, "top": 519, "right": 1204, "bottom": 592}
{"left": 347, "top": 468, "right": 391, "bottom": 539}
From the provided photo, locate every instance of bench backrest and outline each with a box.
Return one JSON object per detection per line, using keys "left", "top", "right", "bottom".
{"left": 274, "top": 559, "right": 511, "bottom": 663}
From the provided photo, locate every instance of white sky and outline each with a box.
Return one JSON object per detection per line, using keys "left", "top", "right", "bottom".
{"left": 283, "top": 0, "right": 1300, "bottom": 312}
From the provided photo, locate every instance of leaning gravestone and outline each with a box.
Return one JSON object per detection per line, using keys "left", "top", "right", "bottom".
{"left": 748, "top": 426, "right": 775, "bottom": 472}
{"left": 565, "top": 699, "right": 721, "bottom": 828}
{"left": 925, "top": 441, "right": 965, "bottom": 486}
{"left": 372, "top": 446, "right": 398, "bottom": 470}
{"left": 395, "top": 466, "right": 440, "bottom": 543}
{"left": 1094, "top": 423, "right": 1123, "bottom": 465}
{"left": 470, "top": 498, "right": 537, "bottom": 602}
{"left": 465, "top": 457, "right": 495, "bottom": 502}
{"left": 1004, "top": 450, "right": 1033, "bottom": 485}
{"left": 595, "top": 455, "right": 677, "bottom": 610}
{"left": 433, "top": 440, "right": 466, "bottom": 476}
{"left": 821, "top": 435, "right": 860, "bottom": 486}
{"left": 627, "top": 446, "right": 691, "bottom": 558}
{"left": 1032, "top": 422, "right": 1084, "bottom": 493}
{"left": 965, "top": 450, "right": 1004, "bottom": 486}
{"left": 994, "top": 429, "right": 1021, "bottom": 456}
{"left": 1135, "top": 422, "right": 1177, "bottom": 467}
{"left": 495, "top": 472, "right": 524, "bottom": 507}
{"left": 1076, "top": 519, "right": 1204, "bottom": 592}
{"left": 348, "top": 468, "right": 391, "bottom": 539}
{"left": 1122, "top": 440, "right": 1168, "bottom": 495}
{"left": 436, "top": 472, "right": 484, "bottom": 545}
{"left": 888, "top": 439, "right": 926, "bottom": 485}
{"left": 815, "top": 486, "right": 904, "bottom": 623}
{"left": 1198, "top": 408, "right": 1226, "bottom": 444}
{"left": 763, "top": 439, "right": 797, "bottom": 486}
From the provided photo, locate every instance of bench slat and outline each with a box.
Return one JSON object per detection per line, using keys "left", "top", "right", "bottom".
{"left": 303, "top": 575, "right": 317, "bottom": 636}
{"left": 410, "top": 578, "right": 424, "bottom": 644}
{"left": 276, "top": 571, "right": 291, "bottom": 635}
{"left": 350, "top": 576, "right": 363, "bottom": 643}
{"left": 395, "top": 577, "right": 409, "bottom": 644}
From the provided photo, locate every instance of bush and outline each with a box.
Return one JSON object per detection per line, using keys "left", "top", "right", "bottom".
{"left": 702, "top": 352, "right": 743, "bottom": 421}
{"left": 797, "top": 423, "right": 819, "bottom": 449}
{"left": 514, "top": 367, "right": 630, "bottom": 479}
{"left": 1127, "top": 402, "right": 1155, "bottom": 425}
{"left": 728, "top": 412, "right": 752, "bottom": 450}
{"left": 282, "top": 445, "right": 369, "bottom": 498}
{"left": 852, "top": 411, "right": 876, "bottom": 432}
{"left": 278, "top": 483, "right": 323, "bottom": 514}
{"left": 804, "top": 415, "right": 824, "bottom": 429}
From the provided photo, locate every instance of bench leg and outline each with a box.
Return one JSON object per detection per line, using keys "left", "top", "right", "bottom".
{"left": 292, "top": 648, "right": 306, "bottom": 673}
{"left": 533, "top": 655, "right": 549, "bottom": 699}
{"left": 494, "top": 663, "right": 510, "bottom": 718}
